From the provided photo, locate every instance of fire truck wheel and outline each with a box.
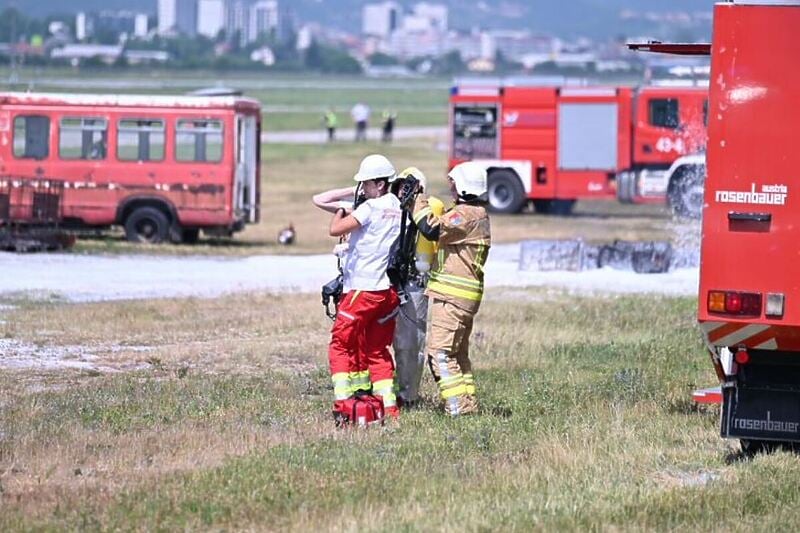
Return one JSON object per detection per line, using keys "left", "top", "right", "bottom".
{"left": 667, "top": 166, "right": 705, "bottom": 219}
{"left": 487, "top": 170, "right": 525, "bottom": 214}
{"left": 124, "top": 207, "right": 170, "bottom": 244}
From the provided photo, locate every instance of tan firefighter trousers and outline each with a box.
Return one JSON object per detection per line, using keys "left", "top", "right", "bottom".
{"left": 426, "top": 298, "right": 477, "bottom": 415}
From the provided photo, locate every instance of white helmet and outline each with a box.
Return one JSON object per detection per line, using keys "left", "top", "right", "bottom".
{"left": 394, "top": 166, "right": 427, "bottom": 192}
{"left": 448, "top": 162, "right": 487, "bottom": 199}
{"left": 353, "top": 154, "right": 396, "bottom": 182}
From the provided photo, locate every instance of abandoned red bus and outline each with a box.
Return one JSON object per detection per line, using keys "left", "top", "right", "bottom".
{"left": 0, "top": 92, "right": 261, "bottom": 243}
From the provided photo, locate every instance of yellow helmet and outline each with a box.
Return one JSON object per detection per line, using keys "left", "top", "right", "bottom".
{"left": 394, "top": 166, "right": 427, "bottom": 192}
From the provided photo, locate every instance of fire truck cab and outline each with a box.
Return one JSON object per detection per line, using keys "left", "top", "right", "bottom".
{"left": 449, "top": 82, "right": 707, "bottom": 214}
{"left": 695, "top": 1, "right": 800, "bottom": 450}
{"left": 0, "top": 92, "right": 261, "bottom": 243}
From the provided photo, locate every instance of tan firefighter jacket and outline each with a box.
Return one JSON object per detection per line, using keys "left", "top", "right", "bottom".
{"left": 412, "top": 195, "right": 491, "bottom": 313}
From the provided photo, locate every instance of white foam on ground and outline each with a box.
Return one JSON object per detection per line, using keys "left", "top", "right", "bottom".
{"left": 0, "top": 243, "right": 699, "bottom": 303}
{"left": 0, "top": 338, "right": 154, "bottom": 371}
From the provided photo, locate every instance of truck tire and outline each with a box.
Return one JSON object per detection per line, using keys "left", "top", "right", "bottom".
{"left": 487, "top": 170, "right": 526, "bottom": 214}
{"left": 668, "top": 166, "right": 705, "bottom": 218}
{"left": 124, "top": 206, "right": 170, "bottom": 244}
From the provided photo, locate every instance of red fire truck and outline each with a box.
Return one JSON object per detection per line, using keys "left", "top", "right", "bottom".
{"left": 0, "top": 92, "right": 261, "bottom": 243}
{"left": 449, "top": 82, "right": 707, "bottom": 214}
{"left": 637, "top": 0, "right": 800, "bottom": 451}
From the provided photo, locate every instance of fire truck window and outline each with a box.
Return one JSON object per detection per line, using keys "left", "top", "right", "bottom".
{"left": 175, "top": 119, "right": 223, "bottom": 163}
{"left": 13, "top": 115, "right": 50, "bottom": 160}
{"left": 648, "top": 99, "right": 680, "bottom": 129}
{"left": 117, "top": 119, "right": 165, "bottom": 161}
{"left": 452, "top": 105, "right": 498, "bottom": 159}
{"left": 59, "top": 117, "right": 108, "bottom": 160}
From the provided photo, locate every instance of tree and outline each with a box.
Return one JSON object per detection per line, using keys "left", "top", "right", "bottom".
{"left": 368, "top": 52, "right": 398, "bottom": 66}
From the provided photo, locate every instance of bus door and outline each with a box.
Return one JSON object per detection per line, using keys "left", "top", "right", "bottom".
{"left": 235, "top": 114, "right": 258, "bottom": 223}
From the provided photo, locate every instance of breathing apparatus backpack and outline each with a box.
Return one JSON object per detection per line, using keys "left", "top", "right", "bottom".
{"left": 386, "top": 176, "right": 421, "bottom": 299}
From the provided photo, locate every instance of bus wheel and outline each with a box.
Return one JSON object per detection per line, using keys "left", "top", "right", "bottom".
{"left": 124, "top": 207, "right": 170, "bottom": 244}
{"left": 487, "top": 170, "right": 525, "bottom": 214}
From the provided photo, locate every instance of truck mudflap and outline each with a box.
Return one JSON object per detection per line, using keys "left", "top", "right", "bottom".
{"left": 721, "top": 350, "right": 800, "bottom": 442}
{"left": 722, "top": 386, "right": 800, "bottom": 442}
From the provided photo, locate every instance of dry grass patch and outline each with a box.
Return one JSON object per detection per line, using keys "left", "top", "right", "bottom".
{"left": 6, "top": 289, "right": 798, "bottom": 530}
{"left": 72, "top": 141, "right": 675, "bottom": 256}
{"left": 2, "top": 292, "right": 330, "bottom": 375}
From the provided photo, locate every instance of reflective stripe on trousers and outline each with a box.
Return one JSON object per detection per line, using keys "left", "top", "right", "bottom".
{"left": 372, "top": 378, "right": 397, "bottom": 408}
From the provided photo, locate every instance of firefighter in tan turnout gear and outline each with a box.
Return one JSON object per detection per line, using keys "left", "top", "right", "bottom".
{"left": 412, "top": 161, "right": 491, "bottom": 416}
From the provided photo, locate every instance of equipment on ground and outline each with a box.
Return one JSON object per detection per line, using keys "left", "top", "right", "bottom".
{"left": 519, "top": 238, "right": 677, "bottom": 273}
{"left": 334, "top": 394, "right": 385, "bottom": 427}
{"left": 449, "top": 80, "right": 708, "bottom": 214}
{"left": 633, "top": 0, "right": 800, "bottom": 451}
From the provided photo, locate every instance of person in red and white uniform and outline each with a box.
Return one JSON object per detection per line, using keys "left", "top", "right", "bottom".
{"left": 325, "top": 154, "right": 402, "bottom": 419}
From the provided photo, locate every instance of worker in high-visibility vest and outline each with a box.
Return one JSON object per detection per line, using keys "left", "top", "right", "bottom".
{"left": 323, "top": 108, "right": 338, "bottom": 142}
{"left": 389, "top": 167, "right": 443, "bottom": 408}
{"left": 412, "top": 162, "right": 491, "bottom": 416}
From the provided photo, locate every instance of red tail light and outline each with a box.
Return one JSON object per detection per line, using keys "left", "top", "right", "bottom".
{"left": 708, "top": 290, "right": 762, "bottom": 317}
{"left": 735, "top": 348, "right": 750, "bottom": 365}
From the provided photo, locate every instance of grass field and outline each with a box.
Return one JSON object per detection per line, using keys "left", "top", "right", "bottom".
{"left": 3, "top": 289, "right": 800, "bottom": 530}
{"left": 72, "top": 139, "right": 674, "bottom": 256}
{"left": 2, "top": 69, "right": 450, "bottom": 131}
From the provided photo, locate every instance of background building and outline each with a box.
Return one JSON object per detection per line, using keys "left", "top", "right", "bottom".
{"left": 197, "top": 0, "right": 225, "bottom": 38}
{"left": 362, "top": 1, "right": 399, "bottom": 38}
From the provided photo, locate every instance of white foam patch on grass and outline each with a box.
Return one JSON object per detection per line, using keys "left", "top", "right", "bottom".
{"left": 0, "top": 339, "right": 154, "bottom": 371}
{"left": 0, "top": 243, "right": 699, "bottom": 303}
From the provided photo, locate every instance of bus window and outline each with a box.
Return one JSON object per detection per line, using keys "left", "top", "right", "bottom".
{"left": 13, "top": 115, "right": 50, "bottom": 160}
{"left": 117, "top": 119, "right": 165, "bottom": 161}
{"left": 452, "top": 105, "right": 498, "bottom": 159}
{"left": 59, "top": 117, "right": 108, "bottom": 160}
{"left": 648, "top": 99, "right": 680, "bottom": 129}
{"left": 175, "top": 119, "right": 223, "bottom": 162}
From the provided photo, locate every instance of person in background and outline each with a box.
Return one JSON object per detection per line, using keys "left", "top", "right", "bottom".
{"left": 323, "top": 108, "right": 338, "bottom": 142}
{"left": 351, "top": 102, "right": 370, "bottom": 142}
{"left": 381, "top": 109, "right": 397, "bottom": 143}
{"left": 412, "top": 162, "right": 492, "bottom": 416}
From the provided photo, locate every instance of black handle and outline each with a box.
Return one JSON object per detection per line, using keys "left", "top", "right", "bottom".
{"left": 728, "top": 211, "right": 771, "bottom": 222}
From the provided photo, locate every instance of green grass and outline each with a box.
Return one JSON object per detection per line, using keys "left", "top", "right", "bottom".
{"left": 3, "top": 69, "right": 450, "bottom": 131}
{"left": 3, "top": 290, "right": 796, "bottom": 530}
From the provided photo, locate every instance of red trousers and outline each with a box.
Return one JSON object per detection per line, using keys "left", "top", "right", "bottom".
{"left": 329, "top": 288, "right": 399, "bottom": 415}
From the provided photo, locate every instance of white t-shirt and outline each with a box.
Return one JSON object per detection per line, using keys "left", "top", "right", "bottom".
{"left": 351, "top": 103, "right": 370, "bottom": 122}
{"left": 342, "top": 193, "right": 401, "bottom": 292}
